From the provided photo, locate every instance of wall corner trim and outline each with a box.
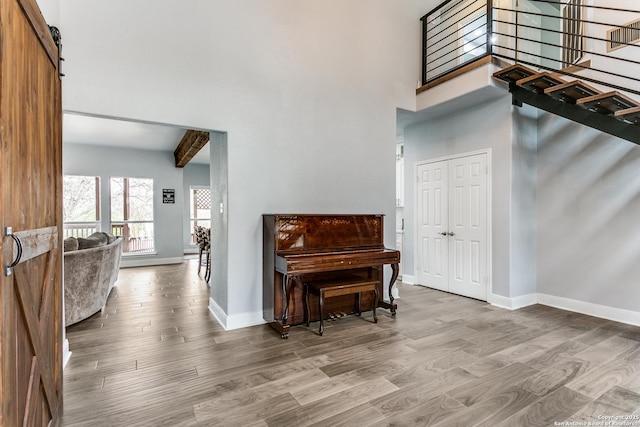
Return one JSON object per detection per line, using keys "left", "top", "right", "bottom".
{"left": 208, "top": 297, "right": 228, "bottom": 329}
{"left": 208, "top": 297, "right": 265, "bottom": 331}
{"left": 62, "top": 338, "right": 72, "bottom": 369}
{"left": 489, "top": 293, "right": 537, "bottom": 310}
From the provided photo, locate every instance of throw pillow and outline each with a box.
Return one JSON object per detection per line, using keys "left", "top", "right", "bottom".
{"left": 88, "top": 232, "right": 109, "bottom": 245}
{"left": 77, "top": 234, "right": 107, "bottom": 250}
{"left": 63, "top": 237, "right": 79, "bottom": 252}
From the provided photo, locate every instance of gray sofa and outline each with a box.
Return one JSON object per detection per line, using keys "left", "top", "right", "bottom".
{"left": 63, "top": 232, "right": 123, "bottom": 326}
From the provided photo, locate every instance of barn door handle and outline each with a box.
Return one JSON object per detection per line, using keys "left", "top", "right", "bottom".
{"left": 4, "top": 227, "right": 23, "bottom": 276}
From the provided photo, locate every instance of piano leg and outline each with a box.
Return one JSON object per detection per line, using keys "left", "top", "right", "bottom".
{"left": 318, "top": 291, "right": 324, "bottom": 336}
{"left": 378, "top": 262, "right": 399, "bottom": 315}
{"left": 303, "top": 284, "right": 310, "bottom": 327}
{"left": 373, "top": 287, "right": 378, "bottom": 323}
{"left": 280, "top": 274, "right": 295, "bottom": 338}
{"left": 389, "top": 262, "right": 399, "bottom": 315}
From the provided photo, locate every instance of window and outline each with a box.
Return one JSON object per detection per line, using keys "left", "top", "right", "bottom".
{"left": 110, "top": 177, "right": 154, "bottom": 254}
{"left": 459, "top": 11, "right": 487, "bottom": 65}
{"left": 63, "top": 175, "right": 100, "bottom": 238}
{"left": 190, "top": 187, "right": 211, "bottom": 244}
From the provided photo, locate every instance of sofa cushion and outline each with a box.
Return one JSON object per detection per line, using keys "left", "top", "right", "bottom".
{"left": 63, "top": 237, "right": 79, "bottom": 252}
{"left": 64, "top": 237, "right": 123, "bottom": 326}
{"left": 78, "top": 232, "right": 108, "bottom": 250}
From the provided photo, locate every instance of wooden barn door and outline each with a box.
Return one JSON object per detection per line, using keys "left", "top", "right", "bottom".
{"left": 0, "top": 0, "right": 63, "bottom": 426}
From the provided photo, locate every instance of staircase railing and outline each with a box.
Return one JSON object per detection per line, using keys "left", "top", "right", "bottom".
{"left": 421, "top": 0, "right": 640, "bottom": 96}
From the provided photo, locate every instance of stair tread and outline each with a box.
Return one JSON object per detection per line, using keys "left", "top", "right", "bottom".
{"left": 492, "top": 64, "right": 537, "bottom": 84}
{"left": 544, "top": 80, "right": 602, "bottom": 103}
{"left": 516, "top": 72, "right": 566, "bottom": 93}
{"left": 614, "top": 106, "right": 640, "bottom": 125}
{"left": 577, "top": 91, "right": 639, "bottom": 115}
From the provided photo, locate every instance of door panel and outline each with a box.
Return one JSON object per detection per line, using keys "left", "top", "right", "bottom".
{"left": 448, "top": 154, "right": 487, "bottom": 300}
{"left": 416, "top": 154, "right": 488, "bottom": 301}
{"left": 1, "top": 0, "right": 63, "bottom": 425}
{"left": 416, "top": 161, "right": 449, "bottom": 291}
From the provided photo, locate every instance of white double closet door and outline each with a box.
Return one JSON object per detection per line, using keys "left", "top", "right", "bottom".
{"left": 416, "top": 152, "right": 488, "bottom": 301}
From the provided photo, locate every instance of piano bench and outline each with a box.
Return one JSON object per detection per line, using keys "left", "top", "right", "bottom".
{"left": 303, "top": 278, "right": 379, "bottom": 336}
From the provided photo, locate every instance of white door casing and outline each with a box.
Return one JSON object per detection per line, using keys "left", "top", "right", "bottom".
{"left": 416, "top": 152, "right": 489, "bottom": 301}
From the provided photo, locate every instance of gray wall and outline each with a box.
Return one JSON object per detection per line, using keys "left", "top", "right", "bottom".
{"left": 182, "top": 162, "right": 211, "bottom": 252}
{"left": 537, "top": 113, "right": 640, "bottom": 312}
{"left": 58, "top": 0, "right": 436, "bottom": 321}
{"left": 63, "top": 143, "right": 184, "bottom": 266}
{"left": 37, "top": 0, "right": 59, "bottom": 26}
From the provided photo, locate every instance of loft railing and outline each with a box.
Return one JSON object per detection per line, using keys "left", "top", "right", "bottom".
{"left": 421, "top": 0, "right": 640, "bottom": 96}
{"left": 421, "top": 0, "right": 492, "bottom": 84}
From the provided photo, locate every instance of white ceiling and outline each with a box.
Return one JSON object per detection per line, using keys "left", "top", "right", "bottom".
{"left": 63, "top": 113, "right": 211, "bottom": 165}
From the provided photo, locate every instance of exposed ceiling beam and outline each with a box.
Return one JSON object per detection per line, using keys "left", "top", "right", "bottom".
{"left": 174, "top": 129, "right": 210, "bottom": 168}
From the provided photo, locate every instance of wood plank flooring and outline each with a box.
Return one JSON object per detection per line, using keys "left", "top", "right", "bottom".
{"left": 62, "top": 260, "right": 640, "bottom": 426}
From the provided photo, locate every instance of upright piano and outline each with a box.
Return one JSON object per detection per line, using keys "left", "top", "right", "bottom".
{"left": 263, "top": 214, "right": 400, "bottom": 338}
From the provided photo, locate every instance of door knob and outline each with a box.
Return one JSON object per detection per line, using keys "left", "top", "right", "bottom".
{"left": 439, "top": 231, "right": 447, "bottom": 236}
{"left": 447, "top": 231, "right": 455, "bottom": 236}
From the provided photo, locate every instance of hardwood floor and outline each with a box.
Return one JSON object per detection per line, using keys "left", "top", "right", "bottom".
{"left": 62, "top": 260, "right": 640, "bottom": 426}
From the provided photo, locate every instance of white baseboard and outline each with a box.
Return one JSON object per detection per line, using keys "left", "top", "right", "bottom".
{"left": 391, "top": 286, "right": 400, "bottom": 300}
{"left": 226, "top": 311, "right": 266, "bottom": 330}
{"left": 488, "top": 292, "right": 537, "bottom": 310}
{"left": 401, "top": 274, "right": 417, "bottom": 285}
{"left": 63, "top": 338, "right": 72, "bottom": 369}
{"left": 120, "top": 257, "right": 184, "bottom": 268}
{"left": 208, "top": 297, "right": 228, "bottom": 328}
{"left": 537, "top": 293, "right": 640, "bottom": 327}
{"left": 208, "top": 297, "right": 266, "bottom": 331}
{"left": 488, "top": 292, "right": 640, "bottom": 327}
